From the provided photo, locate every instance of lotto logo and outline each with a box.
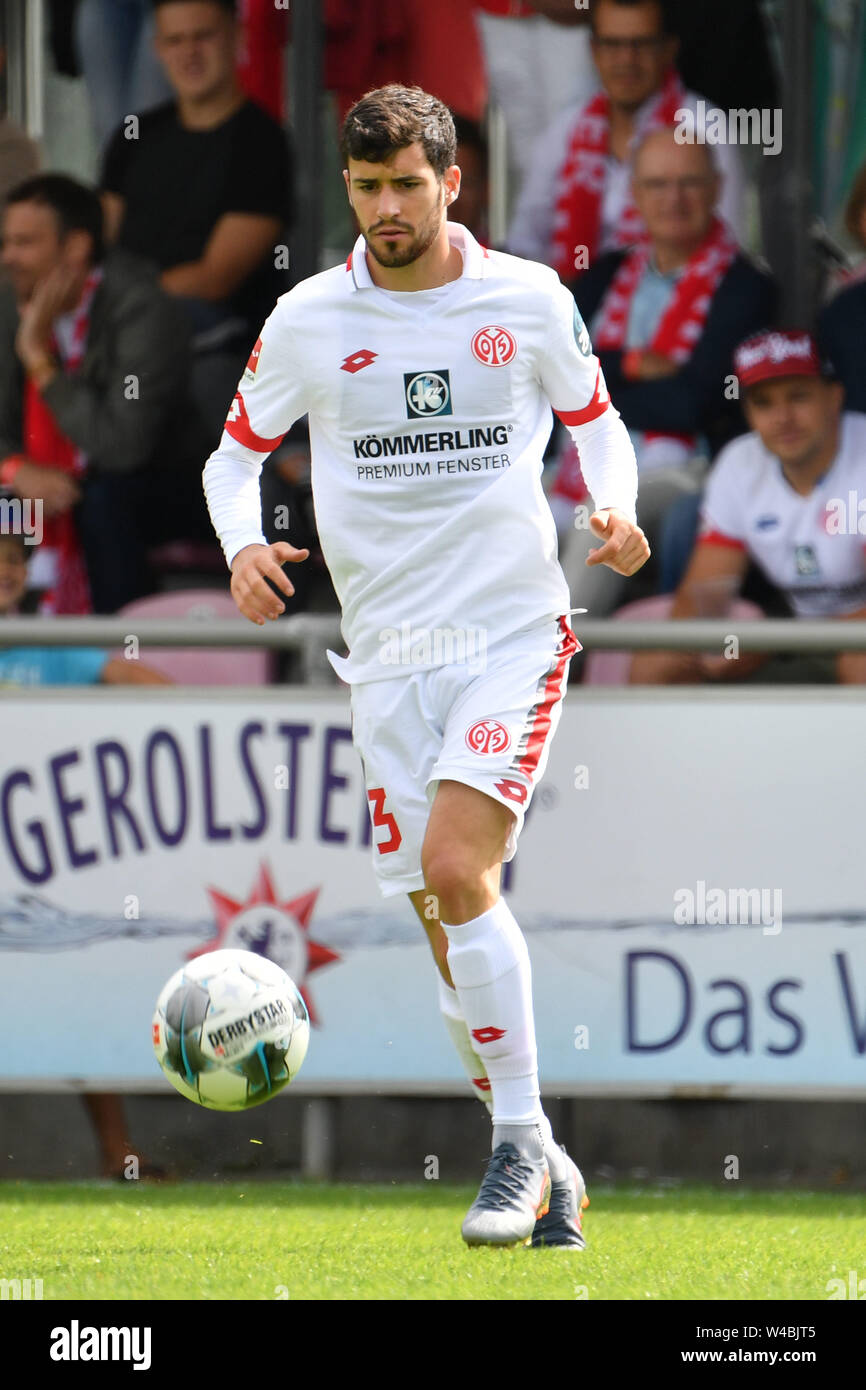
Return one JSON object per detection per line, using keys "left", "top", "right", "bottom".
{"left": 465, "top": 719, "right": 511, "bottom": 755}
{"left": 471, "top": 325, "right": 517, "bottom": 367}
{"left": 472, "top": 1026, "right": 506, "bottom": 1044}
{"left": 151, "top": 1022, "right": 160, "bottom": 1046}
{"left": 341, "top": 349, "right": 378, "bottom": 374}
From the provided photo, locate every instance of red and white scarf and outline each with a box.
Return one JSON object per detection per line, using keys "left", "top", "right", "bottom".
{"left": 26, "top": 269, "right": 102, "bottom": 615}
{"left": 550, "top": 67, "right": 686, "bottom": 281}
{"left": 592, "top": 216, "right": 738, "bottom": 366}
{"left": 552, "top": 217, "right": 738, "bottom": 501}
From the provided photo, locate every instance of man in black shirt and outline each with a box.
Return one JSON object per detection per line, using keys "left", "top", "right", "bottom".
{"left": 100, "top": 0, "right": 292, "bottom": 438}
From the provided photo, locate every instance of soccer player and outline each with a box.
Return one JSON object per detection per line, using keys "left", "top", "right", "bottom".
{"left": 204, "top": 85, "right": 649, "bottom": 1248}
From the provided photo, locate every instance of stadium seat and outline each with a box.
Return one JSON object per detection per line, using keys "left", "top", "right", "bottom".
{"left": 582, "top": 593, "right": 765, "bottom": 684}
{"left": 116, "top": 589, "right": 273, "bottom": 685}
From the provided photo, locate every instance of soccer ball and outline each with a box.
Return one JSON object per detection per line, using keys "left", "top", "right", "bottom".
{"left": 152, "top": 949, "right": 310, "bottom": 1111}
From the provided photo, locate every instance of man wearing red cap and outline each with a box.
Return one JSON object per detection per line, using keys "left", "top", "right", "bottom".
{"left": 631, "top": 328, "right": 866, "bottom": 685}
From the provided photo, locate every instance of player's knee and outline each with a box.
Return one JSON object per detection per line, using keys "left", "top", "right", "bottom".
{"left": 421, "top": 845, "right": 479, "bottom": 914}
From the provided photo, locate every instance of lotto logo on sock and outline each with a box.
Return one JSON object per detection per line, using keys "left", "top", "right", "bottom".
{"left": 473, "top": 1077, "right": 492, "bottom": 1091}
{"left": 472, "top": 1026, "right": 506, "bottom": 1044}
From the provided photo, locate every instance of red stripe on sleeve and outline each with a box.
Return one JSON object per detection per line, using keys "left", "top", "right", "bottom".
{"left": 554, "top": 366, "right": 610, "bottom": 427}
{"left": 699, "top": 529, "right": 746, "bottom": 551}
{"left": 224, "top": 393, "right": 285, "bottom": 453}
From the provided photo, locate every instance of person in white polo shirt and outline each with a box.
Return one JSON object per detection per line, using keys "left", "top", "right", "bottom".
{"left": 630, "top": 329, "right": 866, "bottom": 685}
{"left": 204, "top": 84, "right": 649, "bottom": 1249}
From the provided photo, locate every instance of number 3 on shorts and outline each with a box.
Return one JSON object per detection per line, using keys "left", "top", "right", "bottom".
{"left": 367, "top": 787, "right": 403, "bottom": 854}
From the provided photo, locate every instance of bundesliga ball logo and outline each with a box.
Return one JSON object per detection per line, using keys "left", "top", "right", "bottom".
{"left": 465, "top": 719, "right": 511, "bottom": 755}
{"left": 471, "top": 326, "right": 517, "bottom": 367}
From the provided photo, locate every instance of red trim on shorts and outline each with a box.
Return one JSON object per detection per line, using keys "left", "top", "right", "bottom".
{"left": 699, "top": 529, "right": 746, "bottom": 550}
{"left": 515, "top": 616, "right": 579, "bottom": 780}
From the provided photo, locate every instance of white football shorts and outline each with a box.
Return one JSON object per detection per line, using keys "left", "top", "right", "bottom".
{"left": 349, "top": 613, "right": 580, "bottom": 897}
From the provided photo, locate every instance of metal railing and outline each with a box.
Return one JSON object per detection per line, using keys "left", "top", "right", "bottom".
{"left": 3, "top": 616, "right": 866, "bottom": 682}
{"left": 0, "top": 614, "right": 344, "bottom": 683}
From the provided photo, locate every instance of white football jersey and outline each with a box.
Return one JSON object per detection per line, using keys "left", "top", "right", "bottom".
{"left": 700, "top": 411, "right": 866, "bottom": 617}
{"left": 204, "top": 222, "right": 638, "bottom": 682}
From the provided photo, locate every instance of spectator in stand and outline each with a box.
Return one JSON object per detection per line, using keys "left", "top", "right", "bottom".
{"left": 555, "top": 129, "right": 776, "bottom": 618}
{"left": 630, "top": 331, "right": 866, "bottom": 686}
{"left": 451, "top": 116, "right": 490, "bottom": 245}
{"left": 100, "top": 0, "right": 292, "bottom": 443}
{"left": 0, "top": 174, "right": 209, "bottom": 613}
{"left": 74, "top": 0, "right": 173, "bottom": 152}
{"left": 507, "top": 0, "right": 746, "bottom": 275}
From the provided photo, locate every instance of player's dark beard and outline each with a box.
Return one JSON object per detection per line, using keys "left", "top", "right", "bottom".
{"left": 364, "top": 197, "right": 444, "bottom": 269}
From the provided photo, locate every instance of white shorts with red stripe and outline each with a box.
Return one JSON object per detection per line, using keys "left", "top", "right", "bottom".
{"left": 349, "top": 614, "right": 580, "bottom": 898}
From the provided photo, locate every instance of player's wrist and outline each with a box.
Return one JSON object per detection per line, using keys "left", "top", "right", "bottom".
{"left": 230, "top": 541, "right": 269, "bottom": 570}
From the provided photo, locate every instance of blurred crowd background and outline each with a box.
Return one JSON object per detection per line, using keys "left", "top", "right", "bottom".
{"left": 1, "top": 0, "right": 866, "bottom": 692}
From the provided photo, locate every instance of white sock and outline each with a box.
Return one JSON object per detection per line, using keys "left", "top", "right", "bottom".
{"left": 441, "top": 898, "right": 541, "bottom": 1127}
{"left": 437, "top": 965, "right": 568, "bottom": 1177}
{"left": 436, "top": 975, "right": 493, "bottom": 1113}
{"left": 538, "top": 1111, "right": 568, "bottom": 1184}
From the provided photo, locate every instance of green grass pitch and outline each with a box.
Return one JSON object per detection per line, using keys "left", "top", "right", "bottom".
{"left": 2, "top": 1182, "right": 864, "bottom": 1300}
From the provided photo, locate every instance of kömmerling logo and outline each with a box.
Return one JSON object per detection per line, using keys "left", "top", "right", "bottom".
{"left": 404, "top": 370, "right": 452, "bottom": 418}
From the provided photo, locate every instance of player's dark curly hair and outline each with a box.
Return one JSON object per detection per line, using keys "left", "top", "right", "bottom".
{"left": 339, "top": 86, "right": 457, "bottom": 179}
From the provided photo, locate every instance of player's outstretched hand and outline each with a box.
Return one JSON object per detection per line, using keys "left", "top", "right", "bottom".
{"left": 230, "top": 541, "right": 310, "bottom": 625}
{"left": 585, "top": 509, "right": 650, "bottom": 576}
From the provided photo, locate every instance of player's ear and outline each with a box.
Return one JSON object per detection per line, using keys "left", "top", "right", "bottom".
{"left": 342, "top": 169, "right": 353, "bottom": 206}
{"left": 443, "top": 165, "right": 461, "bottom": 205}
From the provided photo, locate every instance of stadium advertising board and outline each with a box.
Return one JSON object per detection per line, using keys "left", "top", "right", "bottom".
{"left": 0, "top": 688, "right": 864, "bottom": 1095}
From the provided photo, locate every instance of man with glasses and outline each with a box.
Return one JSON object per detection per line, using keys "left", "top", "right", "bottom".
{"left": 555, "top": 127, "right": 775, "bottom": 618}
{"left": 507, "top": 0, "right": 745, "bottom": 273}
